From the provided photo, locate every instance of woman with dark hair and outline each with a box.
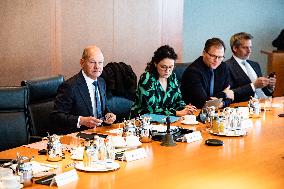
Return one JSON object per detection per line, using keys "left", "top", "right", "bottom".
{"left": 130, "top": 45, "right": 196, "bottom": 118}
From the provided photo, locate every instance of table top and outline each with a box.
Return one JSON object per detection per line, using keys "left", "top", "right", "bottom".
{"left": 1, "top": 97, "right": 284, "bottom": 189}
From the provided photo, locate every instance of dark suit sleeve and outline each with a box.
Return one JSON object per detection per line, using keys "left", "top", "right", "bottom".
{"left": 181, "top": 68, "right": 210, "bottom": 108}
{"left": 50, "top": 82, "right": 79, "bottom": 130}
{"left": 226, "top": 58, "right": 254, "bottom": 102}
{"left": 232, "top": 83, "right": 254, "bottom": 102}
{"left": 214, "top": 64, "right": 232, "bottom": 107}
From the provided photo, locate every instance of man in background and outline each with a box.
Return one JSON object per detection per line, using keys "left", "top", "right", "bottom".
{"left": 225, "top": 32, "right": 276, "bottom": 102}
{"left": 181, "top": 38, "right": 234, "bottom": 109}
{"left": 50, "top": 45, "right": 116, "bottom": 134}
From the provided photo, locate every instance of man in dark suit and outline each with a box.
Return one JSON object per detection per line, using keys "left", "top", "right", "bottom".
{"left": 50, "top": 45, "right": 116, "bottom": 134}
{"left": 181, "top": 38, "right": 234, "bottom": 109}
{"left": 225, "top": 32, "right": 276, "bottom": 102}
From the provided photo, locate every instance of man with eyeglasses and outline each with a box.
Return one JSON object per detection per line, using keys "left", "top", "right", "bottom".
{"left": 50, "top": 45, "right": 116, "bottom": 134}
{"left": 225, "top": 32, "right": 276, "bottom": 102}
{"left": 181, "top": 38, "right": 234, "bottom": 108}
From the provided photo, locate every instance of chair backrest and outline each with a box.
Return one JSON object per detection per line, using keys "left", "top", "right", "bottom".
{"left": 101, "top": 62, "right": 137, "bottom": 121}
{"left": 173, "top": 62, "right": 191, "bottom": 83}
{"left": 21, "top": 75, "right": 64, "bottom": 137}
{"left": 101, "top": 62, "right": 137, "bottom": 101}
{"left": 0, "top": 86, "right": 29, "bottom": 151}
{"left": 106, "top": 92, "right": 133, "bottom": 122}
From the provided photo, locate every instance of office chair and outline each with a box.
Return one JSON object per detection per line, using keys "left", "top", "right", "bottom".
{"left": 173, "top": 62, "right": 191, "bottom": 84}
{"left": 21, "top": 75, "right": 64, "bottom": 139}
{"left": 0, "top": 86, "right": 29, "bottom": 151}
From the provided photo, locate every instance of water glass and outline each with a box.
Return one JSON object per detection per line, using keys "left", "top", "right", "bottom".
{"left": 264, "top": 96, "right": 272, "bottom": 111}
{"left": 105, "top": 137, "right": 115, "bottom": 162}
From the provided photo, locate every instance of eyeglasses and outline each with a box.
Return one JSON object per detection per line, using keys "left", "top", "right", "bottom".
{"left": 84, "top": 59, "right": 104, "bottom": 65}
{"left": 159, "top": 65, "right": 175, "bottom": 71}
{"left": 205, "top": 51, "right": 225, "bottom": 60}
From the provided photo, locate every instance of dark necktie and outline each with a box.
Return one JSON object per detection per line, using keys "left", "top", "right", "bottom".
{"left": 92, "top": 80, "right": 102, "bottom": 118}
{"left": 209, "top": 69, "right": 214, "bottom": 96}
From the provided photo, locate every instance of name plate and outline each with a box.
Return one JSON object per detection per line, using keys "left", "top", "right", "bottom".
{"left": 184, "top": 131, "right": 203, "bottom": 143}
{"left": 124, "top": 148, "right": 147, "bottom": 162}
{"left": 54, "top": 169, "right": 78, "bottom": 187}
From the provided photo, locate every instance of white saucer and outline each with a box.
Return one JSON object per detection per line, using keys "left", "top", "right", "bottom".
{"left": 75, "top": 162, "right": 120, "bottom": 172}
{"left": 1, "top": 184, "right": 23, "bottom": 189}
{"left": 181, "top": 120, "right": 199, "bottom": 125}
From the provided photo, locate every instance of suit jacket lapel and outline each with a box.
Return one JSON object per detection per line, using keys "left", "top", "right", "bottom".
{"left": 77, "top": 72, "right": 93, "bottom": 115}
{"left": 231, "top": 57, "right": 251, "bottom": 83}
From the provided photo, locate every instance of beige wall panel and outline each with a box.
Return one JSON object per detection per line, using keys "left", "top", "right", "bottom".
{"left": 0, "top": 0, "right": 183, "bottom": 85}
{"left": 0, "top": 0, "right": 54, "bottom": 86}
{"left": 60, "top": 0, "right": 114, "bottom": 79}
{"left": 112, "top": 0, "right": 163, "bottom": 79}
{"left": 161, "top": 0, "right": 183, "bottom": 62}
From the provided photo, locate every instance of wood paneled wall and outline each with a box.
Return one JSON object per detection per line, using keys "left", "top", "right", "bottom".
{"left": 0, "top": 0, "right": 183, "bottom": 86}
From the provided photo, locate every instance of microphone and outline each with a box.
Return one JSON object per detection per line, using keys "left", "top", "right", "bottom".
{"left": 160, "top": 116, "right": 176, "bottom": 147}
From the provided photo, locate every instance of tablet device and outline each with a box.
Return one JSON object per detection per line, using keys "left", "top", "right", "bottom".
{"left": 203, "top": 98, "right": 222, "bottom": 109}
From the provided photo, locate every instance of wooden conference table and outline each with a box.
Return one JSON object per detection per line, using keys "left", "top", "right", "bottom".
{"left": 0, "top": 97, "right": 284, "bottom": 189}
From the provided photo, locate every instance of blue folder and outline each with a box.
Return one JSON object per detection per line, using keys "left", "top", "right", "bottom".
{"left": 141, "top": 114, "right": 180, "bottom": 123}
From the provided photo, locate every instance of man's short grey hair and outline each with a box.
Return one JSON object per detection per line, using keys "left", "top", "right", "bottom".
{"left": 230, "top": 32, "right": 253, "bottom": 51}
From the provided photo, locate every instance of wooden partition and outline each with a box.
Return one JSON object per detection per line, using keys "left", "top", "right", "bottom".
{"left": 261, "top": 50, "right": 284, "bottom": 97}
{"left": 0, "top": 0, "right": 183, "bottom": 86}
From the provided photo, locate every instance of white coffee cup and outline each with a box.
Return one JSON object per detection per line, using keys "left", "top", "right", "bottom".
{"left": 126, "top": 136, "right": 141, "bottom": 147}
{"left": 182, "top": 115, "right": 196, "bottom": 124}
{"left": 1, "top": 175, "right": 21, "bottom": 189}
{"left": 0, "top": 168, "right": 13, "bottom": 178}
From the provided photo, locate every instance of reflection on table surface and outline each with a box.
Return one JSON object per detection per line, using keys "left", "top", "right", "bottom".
{"left": 0, "top": 97, "right": 284, "bottom": 189}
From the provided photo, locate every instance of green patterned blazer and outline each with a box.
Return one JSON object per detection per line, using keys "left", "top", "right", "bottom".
{"left": 130, "top": 71, "right": 186, "bottom": 118}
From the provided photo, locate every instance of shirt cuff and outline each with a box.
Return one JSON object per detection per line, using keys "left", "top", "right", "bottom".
{"left": 77, "top": 116, "right": 81, "bottom": 128}
{"left": 250, "top": 83, "right": 255, "bottom": 91}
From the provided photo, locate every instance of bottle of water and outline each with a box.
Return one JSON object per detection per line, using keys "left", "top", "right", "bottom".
{"left": 97, "top": 138, "right": 106, "bottom": 162}
{"left": 105, "top": 136, "right": 115, "bottom": 163}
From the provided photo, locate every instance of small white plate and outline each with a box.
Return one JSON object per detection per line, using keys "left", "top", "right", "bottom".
{"left": 181, "top": 120, "right": 199, "bottom": 125}
{"left": 209, "top": 130, "right": 247, "bottom": 137}
{"left": 114, "top": 143, "right": 142, "bottom": 148}
{"left": 75, "top": 162, "right": 120, "bottom": 172}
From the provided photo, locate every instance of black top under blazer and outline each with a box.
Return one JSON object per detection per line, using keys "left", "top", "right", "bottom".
{"left": 50, "top": 71, "right": 110, "bottom": 134}
{"left": 180, "top": 56, "right": 232, "bottom": 109}
{"left": 225, "top": 56, "right": 272, "bottom": 102}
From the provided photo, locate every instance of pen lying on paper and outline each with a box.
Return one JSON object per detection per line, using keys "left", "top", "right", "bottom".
{"left": 38, "top": 163, "right": 59, "bottom": 169}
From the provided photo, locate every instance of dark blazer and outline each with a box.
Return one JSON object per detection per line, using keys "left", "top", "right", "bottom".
{"left": 225, "top": 56, "right": 272, "bottom": 102}
{"left": 50, "top": 71, "right": 110, "bottom": 134}
{"left": 180, "top": 56, "right": 232, "bottom": 109}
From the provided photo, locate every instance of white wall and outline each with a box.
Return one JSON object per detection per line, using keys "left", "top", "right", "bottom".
{"left": 183, "top": 0, "right": 284, "bottom": 74}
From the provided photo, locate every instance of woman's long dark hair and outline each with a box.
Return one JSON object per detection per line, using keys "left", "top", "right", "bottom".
{"left": 146, "top": 45, "right": 178, "bottom": 77}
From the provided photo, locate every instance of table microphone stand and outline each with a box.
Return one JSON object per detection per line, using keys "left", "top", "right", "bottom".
{"left": 160, "top": 116, "right": 176, "bottom": 147}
